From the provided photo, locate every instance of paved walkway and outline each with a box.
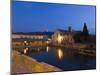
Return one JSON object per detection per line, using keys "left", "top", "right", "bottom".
{"left": 11, "top": 51, "right": 62, "bottom": 74}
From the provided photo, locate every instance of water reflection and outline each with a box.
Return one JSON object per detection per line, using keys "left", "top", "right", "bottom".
{"left": 14, "top": 46, "right": 96, "bottom": 70}
{"left": 46, "top": 46, "right": 49, "bottom": 52}
{"left": 57, "top": 48, "right": 63, "bottom": 60}
{"left": 37, "top": 48, "right": 40, "bottom": 52}
{"left": 24, "top": 48, "right": 29, "bottom": 54}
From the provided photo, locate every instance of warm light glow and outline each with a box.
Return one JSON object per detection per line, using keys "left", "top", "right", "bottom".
{"left": 46, "top": 41, "right": 49, "bottom": 44}
{"left": 24, "top": 48, "right": 28, "bottom": 54}
{"left": 26, "top": 48, "right": 28, "bottom": 50}
{"left": 57, "top": 49, "right": 63, "bottom": 59}
{"left": 46, "top": 46, "right": 49, "bottom": 52}
{"left": 24, "top": 41, "right": 28, "bottom": 45}
{"left": 37, "top": 48, "right": 40, "bottom": 51}
{"left": 48, "top": 38, "right": 51, "bottom": 41}
{"left": 24, "top": 41, "right": 27, "bottom": 43}
{"left": 24, "top": 49, "right": 27, "bottom": 54}
{"left": 58, "top": 35, "right": 63, "bottom": 43}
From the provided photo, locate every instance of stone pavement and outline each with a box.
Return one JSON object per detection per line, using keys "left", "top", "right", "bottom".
{"left": 11, "top": 51, "right": 62, "bottom": 74}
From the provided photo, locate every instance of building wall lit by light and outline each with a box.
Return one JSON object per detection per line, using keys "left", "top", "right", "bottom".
{"left": 57, "top": 34, "right": 63, "bottom": 44}
{"left": 52, "top": 29, "right": 74, "bottom": 46}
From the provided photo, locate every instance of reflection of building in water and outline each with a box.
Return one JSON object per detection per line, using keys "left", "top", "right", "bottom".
{"left": 12, "top": 39, "right": 49, "bottom": 46}
{"left": 57, "top": 48, "right": 63, "bottom": 60}
{"left": 52, "top": 27, "right": 74, "bottom": 46}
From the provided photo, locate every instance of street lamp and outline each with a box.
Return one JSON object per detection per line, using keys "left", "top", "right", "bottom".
{"left": 24, "top": 41, "right": 28, "bottom": 46}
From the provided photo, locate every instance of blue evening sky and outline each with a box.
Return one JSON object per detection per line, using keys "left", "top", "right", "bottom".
{"left": 12, "top": 0, "right": 96, "bottom": 34}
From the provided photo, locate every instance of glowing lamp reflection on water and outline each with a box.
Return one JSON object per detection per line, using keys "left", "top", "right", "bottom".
{"left": 58, "top": 49, "right": 63, "bottom": 60}
{"left": 46, "top": 46, "right": 49, "bottom": 52}
{"left": 24, "top": 48, "right": 28, "bottom": 54}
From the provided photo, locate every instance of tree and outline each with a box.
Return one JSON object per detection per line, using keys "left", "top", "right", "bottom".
{"left": 82, "top": 23, "right": 89, "bottom": 42}
{"left": 73, "top": 32, "right": 83, "bottom": 43}
{"left": 73, "top": 23, "right": 90, "bottom": 43}
{"left": 83, "top": 23, "right": 89, "bottom": 37}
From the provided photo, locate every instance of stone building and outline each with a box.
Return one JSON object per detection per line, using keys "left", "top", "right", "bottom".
{"left": 52, "top": 29, "right": 74, "bottom": 46}
{"left": 12, "top": 32, "right": 48, "bottom": 39}
{"left": 12, "top": 32, "right": 53, "bottom": 46}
